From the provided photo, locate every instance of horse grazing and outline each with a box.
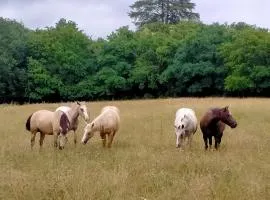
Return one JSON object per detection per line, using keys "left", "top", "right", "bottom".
{"left": 55, "top": 102, "right": 89, "bottom": 145}
{"left": 25, "top": 102, "right": 86, "bottom": 150}
{"left": 81, "top": 106, "right": 120, "bottom": 148}
{"left": 200, "top": 106, "right": 237, "bottom": 150}
{"left": 174, "top": 108, "right": 198, "bottom": 150}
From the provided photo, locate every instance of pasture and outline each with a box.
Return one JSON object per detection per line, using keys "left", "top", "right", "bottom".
{"left": 0, "top": 98, "right": 269, "bottom": 200}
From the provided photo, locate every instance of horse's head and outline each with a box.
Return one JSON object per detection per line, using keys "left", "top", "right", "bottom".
{"left": 219, "top": 106, "right": 237, "bottom": 128}
{"left": 58, "top": 133, "right": 68, "bottom": 150}
{"left": 81, "top": 122, "right": 95, "bottom": 144}
{"left": 174, "top": 114, "right": 189, "bottom": 138}
{"left": 77, "top": 102, "right": 89, "bottom": 122}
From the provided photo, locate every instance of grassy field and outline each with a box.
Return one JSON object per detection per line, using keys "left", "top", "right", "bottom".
{"left": 0, "top": 98, "right": 270, "bottom": 200}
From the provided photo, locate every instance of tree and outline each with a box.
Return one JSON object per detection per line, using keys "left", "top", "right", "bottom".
{"left": 129, "top": 0, "right": 199, "bottom": 27}
{"left": 26, "top": 18, "right": 97, "bottom": 101}
{"left": 219, "top": 25, "right": 270, "bottom": 96}
{"left": 0, "top": 17, "right": 29, "bottom": 103}
{"left": 160, "top": 24, "right": 231, "bottom": 96}
{"left": 26, "top": 58, "right": 61, "bottom": 102}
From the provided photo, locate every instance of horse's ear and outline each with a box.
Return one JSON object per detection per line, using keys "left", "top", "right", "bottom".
{"left": 76, "top": 101, "right": 81, "bottom": 105}
{"left": 223, "top": 106, "right": 229, "bottom": 112}
{"left": 91, "top": 122, "right": 94, "bottom": 128}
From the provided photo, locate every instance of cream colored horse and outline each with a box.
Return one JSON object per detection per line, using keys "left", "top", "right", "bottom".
{"left": 25, "top": 102, "right": 86, "bottom": 150}
{"left": 81, "top": 106, "right": 120, "bottom": 148}
{"left": 55, "top": 102, "right": 89, "bottom": 145}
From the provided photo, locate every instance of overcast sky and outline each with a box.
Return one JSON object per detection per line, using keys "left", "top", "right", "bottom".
{"left": 1, "top": 0, "right": 269, "bottom": 39}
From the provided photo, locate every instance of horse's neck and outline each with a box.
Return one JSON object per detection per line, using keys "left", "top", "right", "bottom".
{"left": 210, "top": 109, "right": 221, "bottom": 124}
{"left": 67, "top": 107, "right": 79, "bottom": 125}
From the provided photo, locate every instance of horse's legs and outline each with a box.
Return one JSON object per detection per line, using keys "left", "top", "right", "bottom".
{"left": 178, "top": 135, "right": 185, "bottom": 150}
{"left": 107, "top": 131, "right": 115, "bottom": 148}
{"left": 203, "top": 135, "right": 208, "bottom": 150}
{"left": 176, "top": 134, "right": 180, "bottom": 148}
{"left": 31, "top": 131, "right": 37, "bottom": 149}
{"left": 39, "top": 133, "right": 45, "bottom": 148}
{"left": 100, "top": 132, "right": 106, "bottom": 147}
{"left": 187, "top": 134, "right": 193, "bottom": 148}
{"left": 209, "top": 136, "right": 212, "bottom": 149}
{"left": 54, "top": 133, "right": 59, "bottom": 148}
{"left": 214, "top": 137, "right": 219, "bottom": 149}
{"left": 73, "top": 130, "right": 77, "bottom": 145}
{"left": 214, "top": 133, "right": 223, "bottom": 150}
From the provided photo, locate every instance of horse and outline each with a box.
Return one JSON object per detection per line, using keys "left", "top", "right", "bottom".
{"left": 200, "top": 106, "right": 237, "bottom": 150}
{"left": 174, "top": 108, "right": 198, "bottom": 150}
{"left": 81, "top": 106, "right": 120, "bottom": 148}
{"left": 55, "top": 102, "right": 89, "bottom": 145}
{"left": 25, "top": 102, "right": 86, "bottom": 150}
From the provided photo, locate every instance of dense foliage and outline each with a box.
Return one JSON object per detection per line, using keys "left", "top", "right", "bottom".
{"left": 129, "top": 0, "right": 199, "bottom": 27}
{"left": 0, "top": 17, "right": 269, "bottom": 103}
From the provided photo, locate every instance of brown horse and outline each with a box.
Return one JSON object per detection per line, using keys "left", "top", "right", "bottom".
{"left": 200, "top": 106, "right": 237, "bottom": 150}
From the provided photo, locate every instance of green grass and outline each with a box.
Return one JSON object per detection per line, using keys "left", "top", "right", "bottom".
{"left": 0, "top": 98, "right": 270, "bottom": 200}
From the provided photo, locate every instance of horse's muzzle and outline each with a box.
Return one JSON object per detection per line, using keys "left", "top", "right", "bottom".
{"left": 82, "top": 141, "right": 87, "bottom": 145}
{"left": 231, "top": 122, "right": 237, "bottom": 128}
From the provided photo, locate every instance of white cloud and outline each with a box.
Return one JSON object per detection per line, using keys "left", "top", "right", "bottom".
{"left": 193, "top": 0, "right": 270, "bottom": 28}
{"left": 0, "top": 0, "right": 269, "bottom": 39}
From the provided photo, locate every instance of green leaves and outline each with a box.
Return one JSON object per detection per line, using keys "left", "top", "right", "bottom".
{"left": 0, "top": 18, "right": 29, "bottom": 102}
{"left": 225, "top": 75, "right": 254, "bottom": 92}
{"left": 219, "top": 25, "right": 270, "bottom": 95}
{"left": 26, "top": 18, "right": 97, "bottom": 101}
{"left": 129, "top": 0, "right": 199, "bottom": 27}
{"left": 161, "top": 23, "right": 229, "bottom": 96}
{"left": 1, "top": 16, "right": 270, "bottom": 102}
{"left": 26, "top": 58, "right": 61, "bottom": 101}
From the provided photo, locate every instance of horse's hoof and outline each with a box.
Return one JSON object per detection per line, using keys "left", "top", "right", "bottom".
{"left": 59, "top": 146, "right": 64, "bottom": 150}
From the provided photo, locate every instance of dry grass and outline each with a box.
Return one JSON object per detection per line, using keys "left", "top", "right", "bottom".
{"left": 0, "top": 98, "right": 270, "bottom": 200}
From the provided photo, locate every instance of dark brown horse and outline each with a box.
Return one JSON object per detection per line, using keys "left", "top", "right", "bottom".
{"left": 200, "top": 106, "right": 237, "bottom": 150}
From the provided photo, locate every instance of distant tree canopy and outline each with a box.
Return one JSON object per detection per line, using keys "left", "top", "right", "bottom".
{"left": 0, "top": 17, "right": 269, "bottom": 103}
{"left": 129, "top": 0, "right": 200, "bottom": 27}
{"left": 0, "top": 17, "right": 29, "bottom": 102}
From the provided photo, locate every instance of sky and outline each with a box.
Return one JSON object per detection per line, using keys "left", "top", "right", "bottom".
{"left": 1, "top": 0, "right": 269, "bottom": 39}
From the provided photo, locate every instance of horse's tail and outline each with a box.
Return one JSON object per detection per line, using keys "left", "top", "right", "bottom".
{"left": 26, "top": 114, "right": 33, "bottom": 131}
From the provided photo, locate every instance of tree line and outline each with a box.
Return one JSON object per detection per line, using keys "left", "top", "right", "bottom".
{"left": 0, "top": 16, "right": 270, "bottom": 103}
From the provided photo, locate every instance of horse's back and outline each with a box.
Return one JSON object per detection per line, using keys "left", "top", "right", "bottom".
{"left": 56, "top": 106, "right": 70, "bottom": 114}
{"left": 175, "top": 108, "right": 197, "bottom": 124}
{"left": 101, "top": 106, "right": 120, "bottom": 116}
{"left": 175, "top": 108, "right": 197, "bottom": 133}
{"left": 200, "top": 109, "right": 225, "bottom": 136}
{"left": 30, "top": 110, "right": 54, "bottom": 134}
{"left": 96, "top": 106, "right": 120, "bottom": 132}
{"left": 200, "top": 109, "right": 212, "bottom": 128}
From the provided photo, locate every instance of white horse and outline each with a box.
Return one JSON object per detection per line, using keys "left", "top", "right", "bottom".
{"left": 55, "top": 102, "right": 89, "bottom": 145}
{"left": 174, "top": 108, "right": 198, "bottom": 150}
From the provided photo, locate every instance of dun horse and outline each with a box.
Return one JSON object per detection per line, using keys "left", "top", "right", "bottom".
{"left": 55, "top": 102, "right": 89, "bottom": 145}
{"left": 81, "top": 106, "right": 120, "bottom": 148}
{"left": 25, "top": 102, "right": 87, "bottom": 150}
{"left": 200, "top": 106, "right": 237, "bottom": 150}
